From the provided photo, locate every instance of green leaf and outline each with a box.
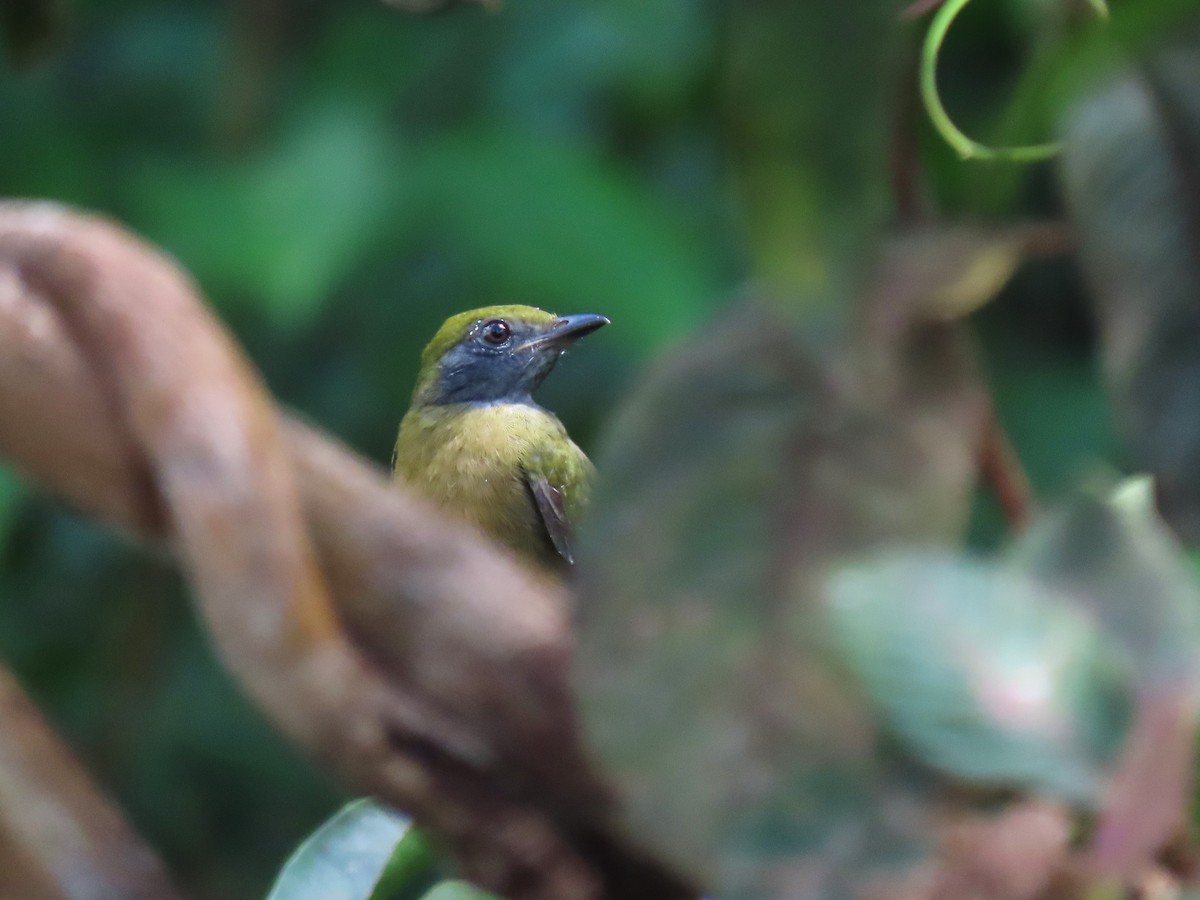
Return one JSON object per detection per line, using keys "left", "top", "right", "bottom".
{"left": 419, "top": 882, "right": 497, "bottom": 900}
{"left": 827, "top": 552, "right": 1127, "bottom": 800}
{"left": 131, "top": 104, "right": 405, "bottom": 327}
{"left": 1013, "top": 492, "right": 1200, "bottom": 686}
{"left": 1060, "top": 25, "right": 1200, "bottom": 542}
{"left": 829, "top": 486, "right": 1200, "bottom": 876}
{"left": 266, "top": 799, "right": 434, "bottom": 900}
{"left": 574, "top": 302, "right": 987, "bottom": 896}
{"left": 369, "top": 826, "right": 440, "bottom": 900}
{"left": 1011, "top": 488, "right": 1200, "bottom": 874}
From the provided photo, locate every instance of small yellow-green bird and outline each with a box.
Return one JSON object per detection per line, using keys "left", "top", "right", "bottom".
{"left": 392, "top": 305, "right": 609, "bottom": 570}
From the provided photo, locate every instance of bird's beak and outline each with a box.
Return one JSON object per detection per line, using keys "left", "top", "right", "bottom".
{"left": 518, "top": 313, "right": 610, "bottom": 352}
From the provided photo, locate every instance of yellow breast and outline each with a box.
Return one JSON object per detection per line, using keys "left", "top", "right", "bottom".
{"left": 392, "top": 402, "right": 587, "bottom": 566}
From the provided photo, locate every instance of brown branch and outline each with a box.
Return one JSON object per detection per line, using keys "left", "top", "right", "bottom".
{"left": 0, "top": 664, "right": 184, "bottom": 900}
{"left": 979, "top": 407, "right": 1035, "bottom": 531}
{"left": 0, "top": 202, "right": 693, "bottom": 900}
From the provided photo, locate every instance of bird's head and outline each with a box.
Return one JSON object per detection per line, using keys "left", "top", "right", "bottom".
{"left": 412, "top": 305, "right": 609, "bottom": 406}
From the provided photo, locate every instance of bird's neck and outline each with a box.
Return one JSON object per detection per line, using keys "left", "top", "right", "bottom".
{"left": 411, "top": 383, "right": 540, "bottom": 411}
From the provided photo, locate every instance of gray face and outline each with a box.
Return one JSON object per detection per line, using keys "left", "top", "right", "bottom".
{"left": 428, "top": 317, "right": 563, "bottom": 406}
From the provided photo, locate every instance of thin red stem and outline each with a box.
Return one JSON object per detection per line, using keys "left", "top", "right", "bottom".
{"left": 980, "top": 408, "right": 1034, "bottom": 530}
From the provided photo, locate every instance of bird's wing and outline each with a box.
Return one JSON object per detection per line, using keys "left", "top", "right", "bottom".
{"left": 525, "top": 471, "right": 574, "bottom": 565}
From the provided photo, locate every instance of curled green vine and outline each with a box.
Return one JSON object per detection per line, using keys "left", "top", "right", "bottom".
{"left": 920, "top": 0, "right": 1110, "bottom": 162}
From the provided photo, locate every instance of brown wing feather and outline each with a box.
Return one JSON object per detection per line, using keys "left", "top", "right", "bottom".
{"left": 526, "top": 471, "right": 574, "bottom": 565}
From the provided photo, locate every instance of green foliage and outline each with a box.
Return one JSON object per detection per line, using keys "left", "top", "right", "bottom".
{"left": 410, "top": 128, "right": 721, "bottom": 353}
{"left": 369, "top": 825, "right": 443, "bottom": 900}
{"left": 568, "top": 10, "right": 1200, "bottom": 898}
{"left": 5, "top": 0, "right": 1200, "bottom": 897}
{"left": 724, "top": 0, "right": 897, "bottom": 303}
{"left": 1062, "top": 28, "right": 1200, "bottom": 543}
{"left": 417, "top": 882, "right": 495, "bottom": 900}
{"left": 0, "top": 469, "right": 26, "bottom": 547}
{"left": 266, "top": 800, "right": 430, "bottom": 900}
{"left": 265, "top": 799, "right": 498, "bottom": 900}
{"left": 829, "top": 552, "right": 1128, "bottom": 800}
{"left": 133, "top": 105, "right": 405, "bottom": 328}
{"left": 572, "top": 293, "right": 986, "bottom": 896}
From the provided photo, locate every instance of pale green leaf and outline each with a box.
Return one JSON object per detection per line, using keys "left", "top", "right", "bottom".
{"left": 266, "top": 800, "right": 420, "bottom": 900}
{"left": 828, "top": 552, "right": 1128, "bottom": 800}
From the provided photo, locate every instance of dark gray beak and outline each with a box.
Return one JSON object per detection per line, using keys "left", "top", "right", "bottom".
{"left": 547, "top": 312, "right": 610, "bottom": 343}
{"left": 520, "top": 313, "right": 610, "bottom": 351}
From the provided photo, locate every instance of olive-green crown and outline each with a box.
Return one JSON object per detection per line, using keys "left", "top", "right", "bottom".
{"left": 418, "top": 305, "right": 558, "bottom": 372}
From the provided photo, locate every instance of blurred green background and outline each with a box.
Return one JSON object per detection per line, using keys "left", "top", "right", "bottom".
{"left": 0, "top": 0, "right": 1119, "bottom": 896}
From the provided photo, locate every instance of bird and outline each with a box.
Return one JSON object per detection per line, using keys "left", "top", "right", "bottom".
{"left": 392, "top": 305, "right": 609, "bottom": 571}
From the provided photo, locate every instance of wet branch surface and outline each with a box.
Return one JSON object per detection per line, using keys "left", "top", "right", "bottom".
{"left": 0, "top": 201, "right": 693, "bottom": 900}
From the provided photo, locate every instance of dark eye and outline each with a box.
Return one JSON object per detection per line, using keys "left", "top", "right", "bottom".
{"left": 480, "top": 319, "right": 511, "bottom": 345}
